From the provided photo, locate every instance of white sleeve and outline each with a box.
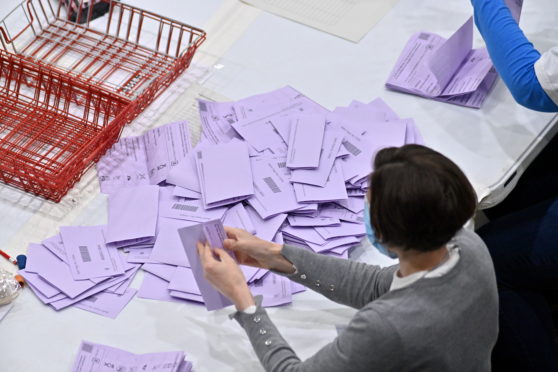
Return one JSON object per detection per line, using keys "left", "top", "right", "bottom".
{"left": 534, "top": 47, "right": 558, "bottom": 106}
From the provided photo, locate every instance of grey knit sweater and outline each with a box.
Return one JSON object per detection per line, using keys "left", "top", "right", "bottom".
{"left": 232, "top": 228, "right": 498, "bottom": 371}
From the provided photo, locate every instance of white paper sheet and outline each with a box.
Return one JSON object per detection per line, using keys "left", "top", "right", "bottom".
{"left": 240, "top": 0, "right": 399, "bottom": 42}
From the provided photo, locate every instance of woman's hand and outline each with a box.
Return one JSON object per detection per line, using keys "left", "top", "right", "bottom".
{"left": 197, "top": 241, "right": 255, "bottom": 311}
{"left": 224, "top": 227, "right": 296, "bottom": 274}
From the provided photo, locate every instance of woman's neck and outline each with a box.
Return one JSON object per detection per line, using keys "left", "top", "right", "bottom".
{"left": 395, "top": 245, "right": 449, "bottom": 277}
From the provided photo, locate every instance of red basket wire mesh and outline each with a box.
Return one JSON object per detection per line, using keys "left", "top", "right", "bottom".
{"left": 0, "top": 0, "right": 206, "bottom": 201}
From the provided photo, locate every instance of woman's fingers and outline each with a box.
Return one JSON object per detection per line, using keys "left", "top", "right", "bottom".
{"left": 224, "top": 226, "right": 241, "bottom": 240}
{"left": 223, "top": 238, "right": 237, "bottom": 251}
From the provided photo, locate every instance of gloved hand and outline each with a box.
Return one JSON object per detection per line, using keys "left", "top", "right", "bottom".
{"left": 471, "top": 0, "right": 558, "bottom": 112}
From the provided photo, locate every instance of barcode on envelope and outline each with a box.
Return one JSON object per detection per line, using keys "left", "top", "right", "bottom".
{"left": 342, "top": 140, "right": 362, "bottom": 156}
{"left": 277, "top": 162, "right": 286, "bottom": 168}
{"left": 81, "top": 343, "right": 94, "bottom": 353}
{"left": 199, "top": 101, "right": 207, "bottom": 111}
{"left": 418, "top": 33, "right": 430, "bottom": 41}
{"left": 263, "top": 177, "right": 281, "bottom": 193}
{"left": 79, "top": 246, "right": 92, "bottom": 263}
{"left": 172, "top": 203, "right": 198, "bottom": 212}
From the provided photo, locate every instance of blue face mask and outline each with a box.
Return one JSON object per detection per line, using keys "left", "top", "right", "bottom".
{"left": 364, "top": 199, "right": 398, "bottom": 259}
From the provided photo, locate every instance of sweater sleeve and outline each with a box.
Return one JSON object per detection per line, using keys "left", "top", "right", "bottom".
{"left": 471, "top": 0, "right": 558, "bottom": 111}
{"left": 232, "top": 296, "right": 402, "bottom": 372}
{"left": 278, "top": 245, "right": 398, "bottom": 309}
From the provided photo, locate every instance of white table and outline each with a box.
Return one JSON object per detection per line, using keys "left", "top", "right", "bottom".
{"left": 0, "top": 0, "right": 557, "bottom": 371}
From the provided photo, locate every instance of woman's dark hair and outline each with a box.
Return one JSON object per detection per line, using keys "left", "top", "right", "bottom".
{"left": 369, "top": 144, "right": 477, "bottom": 252}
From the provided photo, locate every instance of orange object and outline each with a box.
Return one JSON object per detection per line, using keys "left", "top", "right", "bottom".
{"left": 14, "top": 274, "right": 25, "bottom": 288}
{"left": 0, "top": 0, "right": 206, "bottom": 202}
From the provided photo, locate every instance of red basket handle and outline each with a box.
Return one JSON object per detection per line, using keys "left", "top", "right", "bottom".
{"left": 0, "top": 1, "right": 34, "bottom": 45}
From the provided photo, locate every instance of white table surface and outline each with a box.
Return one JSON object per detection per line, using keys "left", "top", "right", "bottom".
{"left": 0, "top": 0, "right": 557, "bottom": 371}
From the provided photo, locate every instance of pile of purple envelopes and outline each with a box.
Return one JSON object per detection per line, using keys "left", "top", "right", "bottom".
{"left": 70, "top": 341, "right": 193, "bottom": 372}
{"left": 22, "top": 86, "right": 423, "bottom": 316}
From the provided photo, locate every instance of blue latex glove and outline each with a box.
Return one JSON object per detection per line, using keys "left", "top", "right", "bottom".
{"left": 472, "top": 0, "right": 558, "bottom": 112}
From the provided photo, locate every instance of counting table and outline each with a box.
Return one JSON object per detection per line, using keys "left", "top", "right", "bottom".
{"left": 1, "top": 0, "right": 557, "bottom": 370}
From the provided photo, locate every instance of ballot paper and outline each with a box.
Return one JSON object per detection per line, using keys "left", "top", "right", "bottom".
{"left": 97, "top": 121, "right": 192, "bottom": 193}
{"left": 195, "top": 141, "right": 254, "bottom": 208}
{"left": 70, "top": 341, "right": 191, "bottom": 372}
{"left": 286, "top": 114, "right": 326, "bottom": 169}
{"left": 105, "top": 185, "right": 159, "bottom": 245}
{"left": 198, "top": 99, "right": 240, "bottom": 144}
{"left": 240, "top": 0, "right": 399, "bottom": 43}
{"left": 177, "top": 220, "right": 233, "bottom": 310}
{"left": 386, "top": 17, "right": 496, "bottom": 108}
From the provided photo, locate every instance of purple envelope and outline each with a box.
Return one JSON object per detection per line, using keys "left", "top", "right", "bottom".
{"left": 288, "top": 215, "right": 340, "bottom": 227}
{"left": 244, "top": 205, "right": 287, "bottom": 242}
{"left": 223, "top": 203, "right": 257, "bottom": 234}
{"left": 142, "top": 263, "right": 178, "bottom": 281}
{"left": 166, "top": 152, "right": 201, "bottom": 193}
{"left": 286, "top": 114, "right": 326, "bottom": 169}
{"left": 177, "top": 220, "right": 233, "bottom": 311}
{"left": 138, "top": 272, "right": 188, "bottom": 304}
{"left": 159, "top": 197, "right": 227, "bottom": 223}
{"left": 49, "top": 267, "right": 136, "bottom": 310}
{"left": 26, "top": 244, "right": 99, "bottom": 299}
{"left": 293, "top": 162, "right": 348, "bottom": 203}
{"left": 168, "top": 267, "right": 201, "bottom": 295}
{"left": 74, "top": 288, "right": 137, "bottom": 319}
{"left": 41, "top": 234, "right": 67, "bottom": 262}
{"left": 248, "top": 156, "right": 302, "bottom": 218}
{"left": 290, "top": 128, "right": 344, "bottom": 187}
{"left": 105, "top": 185, "right": 159, "bottom": 245}
{"left": 149, "top": 218, "right": 198, "bottom": 267}
{"left": 173, "top": 186, "right": 201, "bottom": 199}
{"left": 314, "top": 222, "right": 366, "bottom": 240}
{"left": 60, "top": 225, "right": 126, "bottom": 280}
{"left": 195, "top": 141, "right": 254, "bottom": 208}
{"left": 249, "top": 273, "right": 292, "bottom": 307}
{"left": 18, "top": 269, "right": 61, "bottom": 299}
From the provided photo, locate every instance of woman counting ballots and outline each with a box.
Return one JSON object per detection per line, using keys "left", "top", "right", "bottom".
{"left": 471, "top": 0, "right": 558, "bottom": 370}
{"left": 197, "top": 144, "right": 498, "bottom": 371}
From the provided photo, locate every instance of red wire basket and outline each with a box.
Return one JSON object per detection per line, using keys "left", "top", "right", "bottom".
{"left": 0, "top": 0, "right": 206, "bottom": 201}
